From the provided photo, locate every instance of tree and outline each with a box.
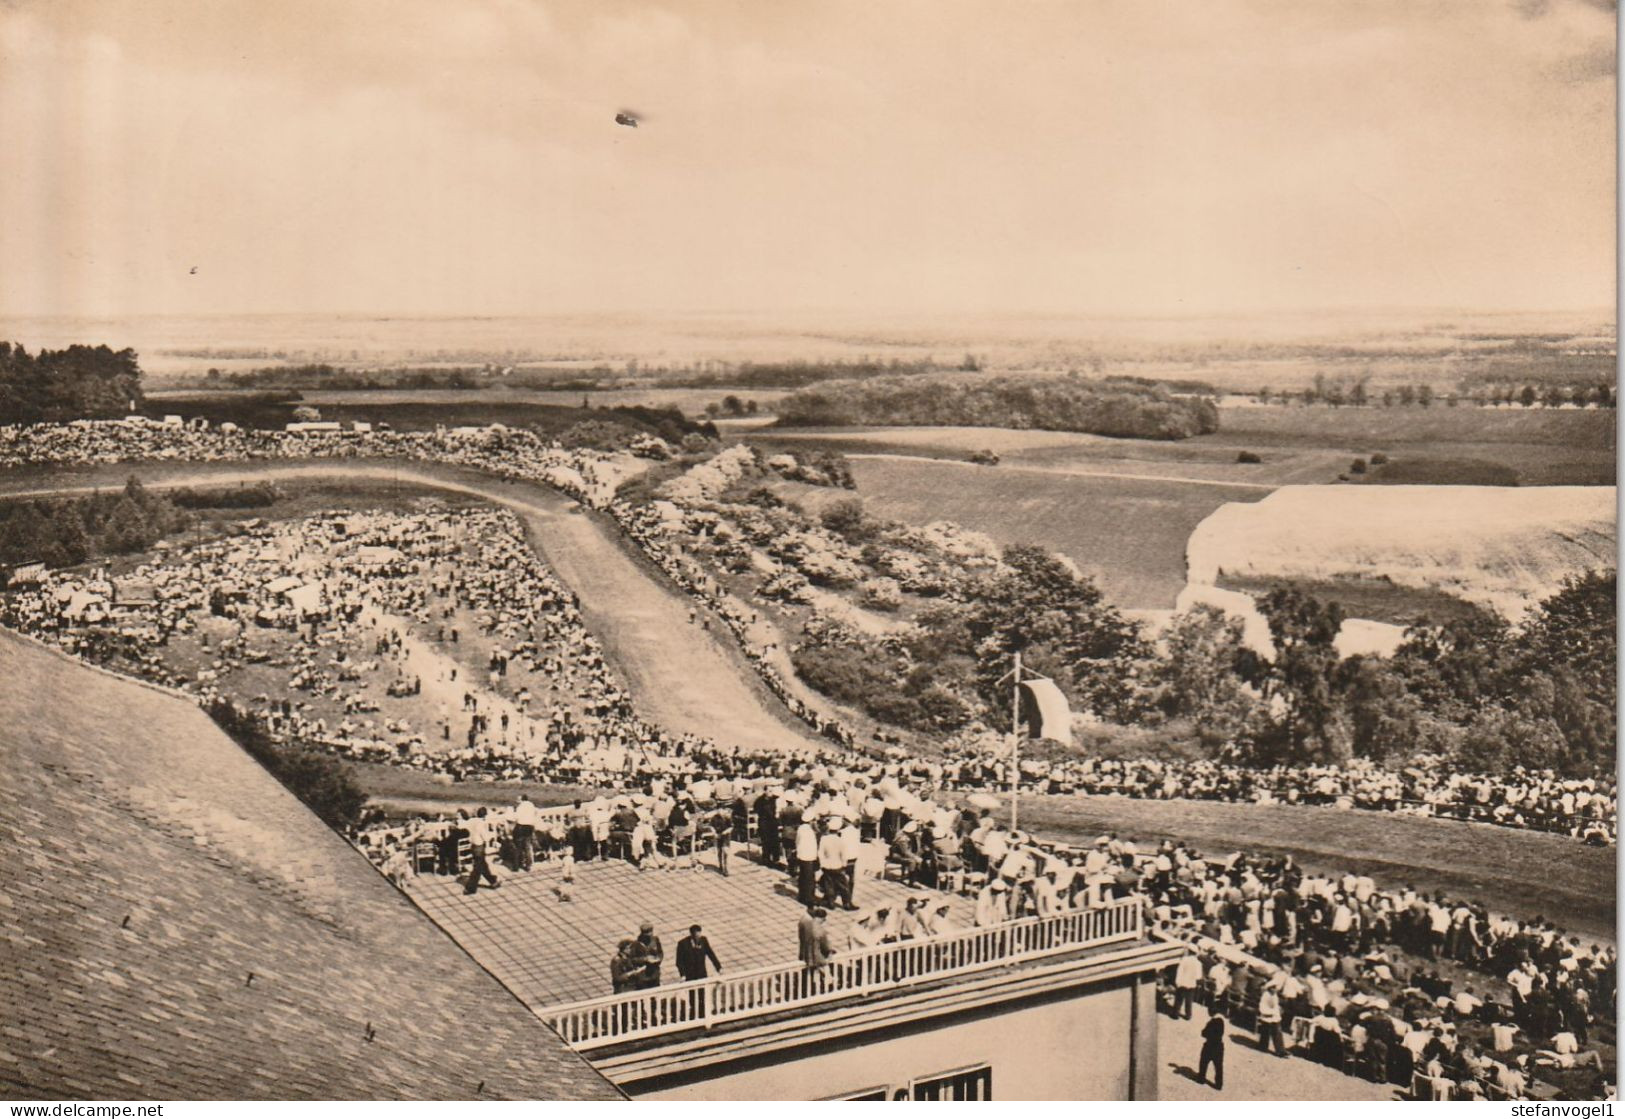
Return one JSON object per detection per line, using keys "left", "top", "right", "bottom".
{"left": 1388, "top": 609, "right": 1511, "bottom": 721}
{"left": 1519, "top": 385, "right": 1538, "bottom": 408}
{"left": 1339, "top": 656, "right": 1422, "bottom": 761}
{"left": 1152, "top": 605, "right": 1260, "bottom": 744}
{"left": 1241, "top": 587, "right": 1348, "bottom": 762}
{"left": 965, "top": 545, "right": 1148, "bottom": 720}
{"left": 290, "top": 405, "right": 322, "bottom": 422}
{"left": 0, "top": 342, "right": 145, "bottom": 423}
{"left": 1516, "top": 570, "right": 1615, "bottom": 710}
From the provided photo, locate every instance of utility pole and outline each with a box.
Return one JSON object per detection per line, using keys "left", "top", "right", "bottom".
{"left": 1010, "top": 650, "right": 1022, "bottom": 830}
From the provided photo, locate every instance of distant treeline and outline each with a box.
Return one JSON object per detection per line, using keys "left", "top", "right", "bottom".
{"left": 1257, "top": 372, "right": 1615, "bottom": 409}
{"left": 189, "top": 364, "right": 617, "bottom": 393}
{"left": 775, "top": 373, "right": 1221, "bottom": 440}
{"left": 0, "top": 342, "right": 145, "bottom": 424}
{"left": 667, "top": 357, "right": 964, "bottom": 390}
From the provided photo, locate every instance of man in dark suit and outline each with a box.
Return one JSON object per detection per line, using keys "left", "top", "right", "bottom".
{"left": 754, "top": 787, "right": 782, "bottom": 868}
{"left": 798, "top": 906, "right": 832, "bottom": 968}
{"left": 676, "top": 924, "right": 723, "bottom": 981}
{"left": 1198, "top": 1012, "right": 1227, "bottom": 1090}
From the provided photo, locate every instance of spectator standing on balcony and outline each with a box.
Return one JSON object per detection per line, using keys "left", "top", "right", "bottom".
{"left": 1197, "top": 1012, "right": 1228, "bottom": 1091}
{"left": 754, "top": 784, "right": 782, "bottom": 868}
{"left": 512, "top": 793, "right": 537, "bottom": 872}
{"left": 1172, "top": 951, "right": 1203, "bottom": 1020}
{"left": 611, "top": 939, "right": 647, "bottom": 993}
{"left": 462, "top": 807, "right": 500, "bottom": 894}
{"left": 818, "top": 817, "right": 848, "bottom": 907}
{"left": 795, "top": 815, "right": 819, "bottom": 906}
{"left": 840, "top": 814, "right": 863, "bottom": 910}
{"left": 799, "top": 906, "right": 833, "bottom": 967}
{"left": 676, "top": 925, "right": 722, "bottom": 981}
{"left": 710, "top": 809, "right": 732, "bottom": 876}
{"left": 975, "top": 879, "right": 1009, "bottom": 928}
{"left": 631, "top": 922, "right": 664, "bottom": 988}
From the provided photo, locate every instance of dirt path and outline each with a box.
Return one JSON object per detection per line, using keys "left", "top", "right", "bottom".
{"left": 5, "top": 461, "right": 831, "bottom": 754}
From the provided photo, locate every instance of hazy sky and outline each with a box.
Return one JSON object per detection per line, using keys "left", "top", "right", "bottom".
{"left": 1, "top": 0, "right": 1615, "bottom": 318}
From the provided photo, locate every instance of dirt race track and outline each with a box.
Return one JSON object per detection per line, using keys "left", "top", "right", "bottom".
{"left": 1, "top": 458, "right": 1614, "bottom": 940}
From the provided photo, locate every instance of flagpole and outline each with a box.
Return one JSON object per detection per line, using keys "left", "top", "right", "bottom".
{"left": 1010, "top": 650, "right": 1021, "bottom": 830}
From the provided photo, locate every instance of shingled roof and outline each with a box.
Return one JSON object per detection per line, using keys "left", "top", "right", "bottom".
{"left": 0, "top": 633, "right": 622, "bottom": 1101}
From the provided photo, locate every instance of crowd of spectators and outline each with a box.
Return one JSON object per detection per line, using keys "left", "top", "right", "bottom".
{"left": 1150, "top": 842, "right": 1616, "bottom": 1099}
{"left": 943, "top": 754, "right": 1617, "bottom": 846}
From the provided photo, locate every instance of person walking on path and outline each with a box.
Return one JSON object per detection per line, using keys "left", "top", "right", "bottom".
{"left": 1198, "top": 1012, "right": 1228, "bottom": 1091}
{"left": 462, "top": 807, "right": 501, "bottom": 894}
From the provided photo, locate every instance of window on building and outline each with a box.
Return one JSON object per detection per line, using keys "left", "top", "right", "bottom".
{"left": 911, "top": 1064, "right": 993, "bottom": 1101}
{"left": 823, "top": 1086, "right": 890, "bottom": 1101}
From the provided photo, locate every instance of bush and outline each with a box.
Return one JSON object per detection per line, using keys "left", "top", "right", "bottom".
{"left": 820, "top": 498, "right": 875, "bottom": 542}
{"left": 169, "top": 481, "right": 282, "bottom": 509}
{"left": 205, "top": 698, "right": 365, "bottom": 830}
{"left": 858, "top": 576, "right": 903, "bottom": 611}
{"left": 1350, "top": 457, "right": 1367, "bottom": 474}
{"left": 1236, "top": 450, "right": 1262, "bottom": 464}
{"left": 1370, "top": 452, "right": 1389, "bottom": 466}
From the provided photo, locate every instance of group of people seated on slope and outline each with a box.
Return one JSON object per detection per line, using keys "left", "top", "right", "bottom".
{"left": 1149, "top": 844, "right": 1615, "bottom": 1100}
{"left": 943, "top": 754, "right": 1616, "bottom": 845}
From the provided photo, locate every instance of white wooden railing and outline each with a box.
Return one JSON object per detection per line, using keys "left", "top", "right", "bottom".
{"left": 541, "top": 897, "right": 1142, "bottom": 1050}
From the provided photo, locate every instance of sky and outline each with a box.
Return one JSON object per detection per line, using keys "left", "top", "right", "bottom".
{"left": 0, "top": 0, "right": 1615, "bottom": 319}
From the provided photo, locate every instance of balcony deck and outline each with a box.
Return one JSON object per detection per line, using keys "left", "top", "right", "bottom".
{"left": 404, "top": 851, "right": 978, "bottom": 1010}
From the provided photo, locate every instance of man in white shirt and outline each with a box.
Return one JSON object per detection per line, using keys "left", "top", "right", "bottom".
{"left": 975, "top": 879, "right": 1010, "bottom": 928}
{"left": 795, "top": 817, "right": 819, "bottom": 906}
{"left": 839, "top": 818, "right": 864, "bottom": 910}
{"left": 512, "top": 793, "right": 539, "bottom": 871}
{"left": 462, "top": 807, "right": 501, "bottom": 894}
{"left": 818, "top": 820, "right": 848, "bottom": 909}
{"left": 1172, "top": 952, "right": 1204, "bottom": 1019}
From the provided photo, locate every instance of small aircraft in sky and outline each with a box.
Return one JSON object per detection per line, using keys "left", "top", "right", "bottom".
{"left": 614, "top": 111, "right": 639, "bottom": 128}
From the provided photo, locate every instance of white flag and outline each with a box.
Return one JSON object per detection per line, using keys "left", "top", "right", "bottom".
{"left": 1018, "top": 677, "right": 1072, "bottom": 746}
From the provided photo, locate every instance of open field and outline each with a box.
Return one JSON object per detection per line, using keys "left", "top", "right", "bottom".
{"left": 1203, "top": 404, "right": 1615, "bottom": 486}
{"left": 1013, "top": 794, "right": 1616, "bottom": 941}
{"left": 754, "top": 402, "right": 1615, "bottom": 487}
{"left": 1189, "top": 485, "right": 1615, "bottom": 621}
{"left": 834, "top": 456, "right": 1266, "bottom": 609}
